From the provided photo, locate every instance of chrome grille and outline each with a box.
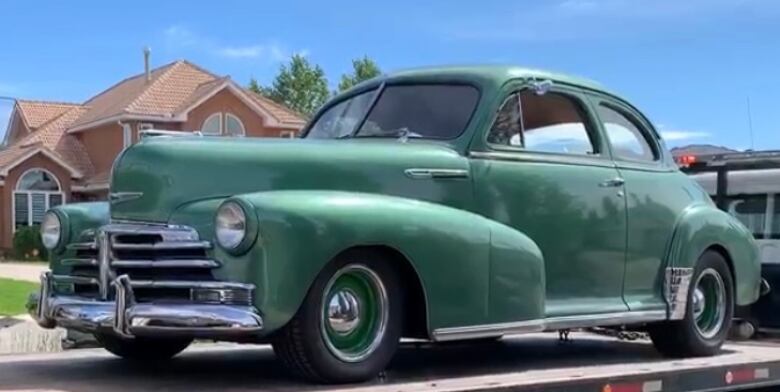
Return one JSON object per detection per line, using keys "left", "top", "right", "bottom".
{"left": 60, "top": 223, "right": 251, "bottom": 304}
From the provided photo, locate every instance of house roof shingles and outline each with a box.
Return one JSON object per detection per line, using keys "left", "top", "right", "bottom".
{"left": 2, "top": 59, "right": 305, "bottom": 187}
{"left": 0, "top": 106, "right": 93, "bottom": 176}
{"left": 16, "top": 100, "right": 81, "bottom": 130}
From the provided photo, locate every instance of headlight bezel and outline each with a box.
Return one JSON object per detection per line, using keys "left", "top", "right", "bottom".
{"left": 40, "top": 210, "right": 66, "bottom": 252}
{"left": 214, "top": 199, "right": 258, "bottom": 255}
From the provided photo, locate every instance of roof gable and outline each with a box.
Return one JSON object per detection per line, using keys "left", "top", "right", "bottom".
{"left": 16, "top": 100, "right": 81, "bottom": 130}
{"left": 70, "top": 60, "right": 218, "bottom": 130}
{"left": 0, "top": 106, "right": 93, "bottom": 179}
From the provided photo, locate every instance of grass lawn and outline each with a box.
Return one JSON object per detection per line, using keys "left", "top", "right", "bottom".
{"left": 0, "top": 278, "right": 38, "bottom": 316}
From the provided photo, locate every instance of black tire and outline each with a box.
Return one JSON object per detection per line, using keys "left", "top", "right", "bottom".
{"left": 649, "top": 250, "right": 734, "bottom": 357}
{"left": 272, "top": 251, "right": 403, "bottom": 383}
{"left": 95, "top": 334, "right": 192, "bottom": 360}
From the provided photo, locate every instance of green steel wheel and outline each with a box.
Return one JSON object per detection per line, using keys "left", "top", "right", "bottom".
{"left": 692, "top": 268, "right": 727, "bottom": 340}
{"left": 649, "top": 250, "right": 734, "bottom": 358}
{"left": 321, "top": 264, "right": 389, "bottom": 363}
{"left": 272, "top": 252, "right": 403, "bottom": 384}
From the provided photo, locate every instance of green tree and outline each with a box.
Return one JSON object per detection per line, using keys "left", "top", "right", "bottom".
{"left": 338, "top": 56, "right": 382, "bottom": 93}
{"left": 250, "top": 54, "right": 329, "bottom": 116}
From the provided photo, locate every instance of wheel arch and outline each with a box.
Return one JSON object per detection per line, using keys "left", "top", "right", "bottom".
{"left": 667, "top": 204, "right": 761, "bottom": 306}
{"left": 330, "top": 245, "right": 431, "bottom": 340}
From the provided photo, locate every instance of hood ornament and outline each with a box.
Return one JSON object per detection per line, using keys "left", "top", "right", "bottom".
{"left": 109, "top": 192, "right": 144, "bottom": 204}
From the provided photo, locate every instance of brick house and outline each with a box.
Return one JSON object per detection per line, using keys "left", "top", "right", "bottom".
{"left": 0, "top": 59, "right": 305, "bottom": 249}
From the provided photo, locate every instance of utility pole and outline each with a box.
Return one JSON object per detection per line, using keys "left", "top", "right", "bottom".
{"left": 747, "top": 96, "right": 755, "bottom": 151}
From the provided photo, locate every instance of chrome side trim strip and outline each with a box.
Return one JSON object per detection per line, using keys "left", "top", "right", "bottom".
{"left": 50, "top": 274, "right": 100, "bottom": 286}
{"left": 61, "top": 258, "right": 98, "bottom": 266}
{"left": 665, "top": 267, "right": 694, "bottom": 320}
{"left": 404, "top": 168, "right": 469, "bottom": 180}
{"left": 543, "top": 310, "right": 666, "bottom": 331}
{"left": 111, "top": 259, "right": 220, "bottom": 268}
{"left": 431, "top": 310, "right": 667, "bottom": 342}
{"left": 108, "top": 192, "right": 144, "bottom": 205}
{"left": 67, "top": 242, "right": 96, "bottom": 251}
{"left": 129, "top": 280, "right": 253, "bottom": 290}
{"left": 433, "top": 319, "right": 545, "bottom": 341}
{"left": 111, "top": 241, "right": 212, "bottom": 250}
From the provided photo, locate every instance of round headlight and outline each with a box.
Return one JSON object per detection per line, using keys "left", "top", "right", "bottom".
{"left": 215, "top": 202, "right": 246, "bottom": 249}
{"left": 41, "top": 212, "right": 61, "bottom": 250}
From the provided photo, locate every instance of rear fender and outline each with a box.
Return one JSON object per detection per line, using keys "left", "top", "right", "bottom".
{"left": 667, "top": 203, "right": 761, "bottom": 306}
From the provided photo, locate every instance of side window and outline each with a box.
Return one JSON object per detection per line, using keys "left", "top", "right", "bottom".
{"left": 487, "top": 90, "right": 596, "bottom": 155}
{"left": 597, "top": 104, "right": 657, "bottom": 162}
{"left": 487, "top": 94, "right": 522, "bottom": 146}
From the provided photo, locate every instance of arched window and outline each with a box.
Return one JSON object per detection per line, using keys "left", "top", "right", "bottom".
{"left": 225, "top": 113, "right": 245, "bottom": 137}
{"left": 200, "top": 112, "right": 246, "bottom": 137}
{"left": 201, "top": 113, "right": 222, "bottom": 135}
{"left": 14, "top": 169, "right": 64, "bottom": 229}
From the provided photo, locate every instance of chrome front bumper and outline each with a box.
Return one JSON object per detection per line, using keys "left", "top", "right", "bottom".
{"left": 32, "top": 272, "right": 264, "bottom": 339}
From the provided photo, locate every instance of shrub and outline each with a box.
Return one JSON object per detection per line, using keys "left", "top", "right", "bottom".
{"left": 12, "top": 225, "right": 47, "bottom": 261}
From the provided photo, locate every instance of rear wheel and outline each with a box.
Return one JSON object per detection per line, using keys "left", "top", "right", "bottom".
{"left": 272, "top": 252, "right": 403, "bottom": 383}
{"left": 95, "top": 334, "right": 192, "bottom": 360}
{"left": 649, "top": 250, "right": 734, "bottom": 357}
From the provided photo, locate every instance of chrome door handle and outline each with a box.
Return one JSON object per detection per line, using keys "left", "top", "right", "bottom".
{"left": 599, "top": 177, "right": 625, "bottom": 187}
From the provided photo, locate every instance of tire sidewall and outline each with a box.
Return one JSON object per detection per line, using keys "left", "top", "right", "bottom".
{"left": 684, "top": 251, "right": 735, "bottom": 352}
{"left": 296, "top": 254, "right": 403, "bottom": 382}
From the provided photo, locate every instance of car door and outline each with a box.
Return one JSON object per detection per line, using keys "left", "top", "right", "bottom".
{"left": 471, "top": 82, "right": 629, "bottom": 319}
{"left": 587, "top": 93, "right": 685, "bottom": 312}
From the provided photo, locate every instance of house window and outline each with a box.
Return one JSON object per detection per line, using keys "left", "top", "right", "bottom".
{"left": 279, "top": 130, "right": 297, "bottom": 138}
{"left": 201, "top": 113, "right": 245, "bottom": 136}
{"left": 201, "top": 113, "right": 223, "bottom": 135}
{"left": 225, "top": 113, "right": 245, "bottom": 137}
{"left": 13, "top": 169, "right": 64, "bottom": 229}
{"left": 122, "top": 124, "right": 132, "bottom": 148}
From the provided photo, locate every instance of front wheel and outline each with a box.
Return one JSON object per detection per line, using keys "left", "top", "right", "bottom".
{"left": 649, "top": 250, "right": 734, "bottom": 357}
{"left": 95, "top": 334, "right": 192, "bottom": 360}
{"left": 272, "top": 253, "right": 403, "bottom": 383}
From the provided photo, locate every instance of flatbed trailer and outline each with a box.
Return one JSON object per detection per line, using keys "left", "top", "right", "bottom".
{"left": 2, "top": 332, "right": 780, "bottom": 391}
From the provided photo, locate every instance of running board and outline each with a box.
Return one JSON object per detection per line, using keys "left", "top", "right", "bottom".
{"left": 432, "top": 310, "right": 666, "bottom": 341}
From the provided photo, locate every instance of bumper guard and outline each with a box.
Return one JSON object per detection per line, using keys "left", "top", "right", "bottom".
{"left": 33, "top": 272, "right": 264, "bottom": 339}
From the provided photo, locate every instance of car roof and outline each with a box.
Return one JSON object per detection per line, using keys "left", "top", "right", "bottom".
{"left": 390, "top": 65, "right": 603, "bottom": 90}
{"left": 347, "top": 65, "right": 629, "bottom": 105}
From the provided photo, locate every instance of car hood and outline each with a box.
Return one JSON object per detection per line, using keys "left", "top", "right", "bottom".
{"left": 109, "top": 136, "right": 473, "bottom": 223}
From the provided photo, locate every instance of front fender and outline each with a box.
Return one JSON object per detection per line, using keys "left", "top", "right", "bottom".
{"left": 218, "top": 190, "right": 544, "bottom": 334}
{"left": 47, "top": 202, "right": 109, "bottom": 273}
{"left": 668, "top": 203, "right": 761, "bottom": 306}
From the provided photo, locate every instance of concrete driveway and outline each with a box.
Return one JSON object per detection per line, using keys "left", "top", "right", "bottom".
{"left": 0, "top": 262, "right": 46, "bottom": 283}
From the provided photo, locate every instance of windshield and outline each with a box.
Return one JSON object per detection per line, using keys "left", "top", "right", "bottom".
{"left": 306, "top": 84, "right": 480, "bottom": 140}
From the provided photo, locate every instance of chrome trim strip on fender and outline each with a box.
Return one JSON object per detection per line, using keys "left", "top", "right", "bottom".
{"left": 404, "top": 168, "right": 469, "bottom": 179}
{"left": 108, "top": 192, "right": 144, "bottom": 204}
{"left": 431, "top": 310, "right": 667, "bottom": 342}
{"left": 665, "top": 267, "right": 694, "bottom": 320}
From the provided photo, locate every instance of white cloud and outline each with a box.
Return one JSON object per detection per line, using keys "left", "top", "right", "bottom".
{"left": 163, "top": 25, "right": 200, "bottom": 47}
{"left": 660, "top": 130, "right": 711, "bottom": 141}
{"left": 216, "top": 44, "right": 304, "bottom": 62}
{"left": 163, "top": 25, "right": 303, "bottom": 63}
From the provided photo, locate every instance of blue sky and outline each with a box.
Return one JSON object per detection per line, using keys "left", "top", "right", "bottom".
{"left": 1, "top": 0, "right": 780, "bottom": 149}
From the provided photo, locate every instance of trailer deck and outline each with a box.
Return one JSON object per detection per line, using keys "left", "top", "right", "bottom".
{"left": 1, "top": 332, "right": 780, "bottom": 391}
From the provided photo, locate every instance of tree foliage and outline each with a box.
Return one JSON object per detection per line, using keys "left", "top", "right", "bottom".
{"left": 249, "top": 54, "right": 329, "bottom": 116}
{"left": 338, "top": 56, "right": 382, "bottom": 93}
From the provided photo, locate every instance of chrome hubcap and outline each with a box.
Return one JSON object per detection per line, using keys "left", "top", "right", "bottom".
{"left": 693, "top": 268, "right": 727, "bottom": 339}
{"left": 327, "top": 289, "right": 361, "bottom": 334}
{"left": 320, "top": 264, "right": 389, "bottom": 363}
{"left": 692, "top": 287, "right": 706, "bottom": 319}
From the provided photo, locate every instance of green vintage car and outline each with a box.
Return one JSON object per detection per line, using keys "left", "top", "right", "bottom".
{"left": 33, "top": 66, "right": 762, "bottom": 383}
